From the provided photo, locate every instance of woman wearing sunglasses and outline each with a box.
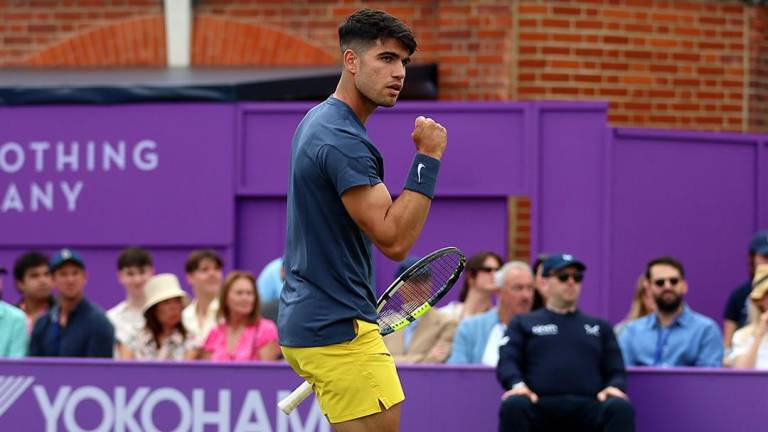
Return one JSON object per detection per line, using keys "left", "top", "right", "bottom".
{"left": 730, "top": 264, "right": 768, "bottom": 369}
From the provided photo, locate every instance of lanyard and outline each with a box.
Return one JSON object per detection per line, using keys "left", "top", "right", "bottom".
{"left": 654, "top": 326, "right": 672, "bottom": 366}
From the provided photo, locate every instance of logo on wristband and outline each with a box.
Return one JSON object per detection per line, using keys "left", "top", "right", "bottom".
{"left": 417, "top": 163, "right": 426, "bottom": 183}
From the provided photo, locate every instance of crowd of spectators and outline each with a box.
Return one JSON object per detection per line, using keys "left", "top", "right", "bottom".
{"left": 0, "top": 246, "right": 279, "bottom": 363}
{"left": 3, "top": 231, "right": 768, "bottom": 430}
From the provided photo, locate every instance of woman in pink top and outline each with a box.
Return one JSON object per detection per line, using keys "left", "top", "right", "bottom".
{"left": 203, "top": 271, "right": 280, "bottom": 361}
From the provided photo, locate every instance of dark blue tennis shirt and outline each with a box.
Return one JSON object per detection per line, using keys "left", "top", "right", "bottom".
{"left": 279, "top": 96, "right": 383, "bottom": 347}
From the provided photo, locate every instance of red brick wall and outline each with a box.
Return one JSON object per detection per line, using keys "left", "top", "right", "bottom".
{"left": 0, "top": 0, "right": 163, "bottom": 66}
{"left": 1, "top": 0, "right": 766, "bottom": 133}
{"left": 750, "top": 6, "right": 768, "bottom": 133}
{"left": 516, "top": 0, "right": 749, "bottom": 131}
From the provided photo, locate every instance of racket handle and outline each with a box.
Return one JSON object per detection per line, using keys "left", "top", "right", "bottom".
{"left": 278, "top": 381, "right": 313, "bottom": 415}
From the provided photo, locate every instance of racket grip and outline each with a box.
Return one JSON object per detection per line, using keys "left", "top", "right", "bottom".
{"left": 278, "top": 381, "right": 313, "bottom": 415}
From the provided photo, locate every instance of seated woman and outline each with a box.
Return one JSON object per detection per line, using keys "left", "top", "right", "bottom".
{"left": 730, "top": 264, "right": 768, "bottom": 369}
{"left": 613, "top": 274, "right": 656, "bottom": 337}
{"left": 119, "top": 273, "right": 197, "bottom": 360}
{"left": 440, "top": 251, "right": 503, "bottom": 321}
{"left": 202, "top": 271, "right": 280, "bottom": 361}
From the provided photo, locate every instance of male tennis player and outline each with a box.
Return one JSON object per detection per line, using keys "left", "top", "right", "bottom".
{"left": 278, "top": 8, "right": 447, "bottom": 432}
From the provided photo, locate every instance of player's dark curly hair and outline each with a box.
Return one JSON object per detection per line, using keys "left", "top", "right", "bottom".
{"left": 338, "top": 8, "right": 417, "bottom": 55}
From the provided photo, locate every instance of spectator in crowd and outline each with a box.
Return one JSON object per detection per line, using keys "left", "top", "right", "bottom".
{"left": 29, "top": 249, "right": 114, "bottom": 358}
{"left": 107, "top": 247, "right": 155, "bottom": 350}
{"left": 614, "top": 274, "right": 656, "bottom": 337}
{"left": 441, "top": 251, "right": 502, "bottom": 321}
{"left": 182, "top": 249, "right": 223, "bottom": 345}
{"left": 384, "top": 257, "right": 457, "bottom": 363}
{"left": 13, "top": 251, "right": 54, "bottom": 333}
{"left": 619, "top": 256, "right": 723, "bottom": 367}
{"left": 730, "top": 264, "right": 768, "bottom": 369}
{"left": 119, "top": 273, "right": 196, "bottom": 360}
{"left": 448, "top": 261, "right": 534, "bottom": 366}
{"left": 531, "top": 254, "right": 548, "bottom": 311}
{"left": 0, "top": 265, "right": 28, "bottom": 357}
{"left": 256, "top": 256, "right": 284, "bottom": 303}
{"left": 723, "top": 230, "right": 768, "bottom": 351}
{"left": 202, "top": 271, "right": 280, "bottom": 361}
{"left": 497, "top": 253, "right": 634, "bottom": 432}
{"left": 256, "top": 256, "right": 285, "bottom": 323}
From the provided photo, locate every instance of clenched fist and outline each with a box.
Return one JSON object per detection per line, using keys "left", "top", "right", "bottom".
{"left": 411, "top": 116, "right": 447, "bottom": 160}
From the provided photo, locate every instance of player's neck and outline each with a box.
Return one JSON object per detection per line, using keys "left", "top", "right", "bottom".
{"left": 333, "top": 75, "right": 376, "bottom": 124}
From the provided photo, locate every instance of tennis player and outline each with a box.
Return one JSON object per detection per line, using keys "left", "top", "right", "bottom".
{"left": 278, "top": 8, "right": 447, "bottom": 432}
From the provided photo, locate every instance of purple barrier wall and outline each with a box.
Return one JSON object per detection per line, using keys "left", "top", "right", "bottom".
{"left": 0, "top": 359, "right": 763, "bottom": 432}
{"left": 2, "top": 101, "right": 768, "bottom": 323}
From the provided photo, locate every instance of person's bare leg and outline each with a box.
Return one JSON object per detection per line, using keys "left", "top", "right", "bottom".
{"left": 332, "top": 402, "right": 401, "bottom": 432}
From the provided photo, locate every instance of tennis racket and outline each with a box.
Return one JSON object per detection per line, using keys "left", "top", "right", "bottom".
{"left": 278, "top": 246, "right": 465, "bottom": 415}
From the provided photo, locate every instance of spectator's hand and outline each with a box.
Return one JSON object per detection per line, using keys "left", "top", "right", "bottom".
{"left": 427, "top": 344, "right": 449, "bottom": 361}
{"left": 412, "top": 116, "right": 447, "bottom": 160}
{"left": 597, "top": 386, "right": 628, "bottom": 401}
{"left": 756, "top": 311, "right": 768, "bottom": 337}
{"left": 501, "top": 383, "right": 539, "bottom": 404}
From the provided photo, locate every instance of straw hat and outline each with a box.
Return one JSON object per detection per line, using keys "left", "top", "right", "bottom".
{"left": 143, "top": 273, "right": 189, "bottom": 313}
{"left": 750, "top": 264, "right": 768, "bottom": 301}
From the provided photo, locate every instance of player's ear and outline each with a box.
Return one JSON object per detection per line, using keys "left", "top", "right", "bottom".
{"left": 342, "top": 49, "right": 358, "bottom": 74}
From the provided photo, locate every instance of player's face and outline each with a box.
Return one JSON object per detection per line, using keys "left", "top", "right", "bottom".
{"left": 227, "top": 277, "right": 256, "bottom": 319}
{"left": 118, "top": 265, "right": 154, "bottom": 297}
{"left": 353, "top": 38, "right": 410, "bottom": 108}
{"left": 18, "top": 264, "right": 52, "bottom": 301}
{"left": 187, "top": 258, "right": 222, "bottom": 298}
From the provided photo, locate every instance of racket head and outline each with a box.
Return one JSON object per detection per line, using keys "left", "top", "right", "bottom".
{"left": 376, "top": 246, "right": 465, "bottom": 335}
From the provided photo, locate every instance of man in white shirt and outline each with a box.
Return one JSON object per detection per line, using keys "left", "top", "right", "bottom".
{"left": 106, "top": 247, "right": 154, "bottom": 351}
{"left": 448, "top": 261, "right": 534, "bottom": 365}
{"left": 181, "top": 249, "right": 223, "bottom": 345}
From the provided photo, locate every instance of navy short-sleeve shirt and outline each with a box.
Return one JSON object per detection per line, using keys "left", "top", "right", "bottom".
{"left": 279, "top": 97, "right": 384, "bottom": 347}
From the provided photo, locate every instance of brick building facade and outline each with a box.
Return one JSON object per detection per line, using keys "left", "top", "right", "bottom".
{"left": 1, "top": 0, "right": 766, "bottom": 132}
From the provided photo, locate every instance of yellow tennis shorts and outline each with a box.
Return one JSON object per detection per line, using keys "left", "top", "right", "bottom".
{"left": 281, "top": 319, "right": 405, "bottom": 423}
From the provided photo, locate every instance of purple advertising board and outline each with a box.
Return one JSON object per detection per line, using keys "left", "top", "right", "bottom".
{"left": 0, "top": 359, "right": 764, "bottom": 432}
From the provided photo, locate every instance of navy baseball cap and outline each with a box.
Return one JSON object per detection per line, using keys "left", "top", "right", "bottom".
{"left": 749, "top": 231, "right": 768, "bottom": 255}
{"left": 50, "top": 248, "right": 85, "bottom": 272}
{"left": 542, "top": 253, "right": 586, "bottom": 276}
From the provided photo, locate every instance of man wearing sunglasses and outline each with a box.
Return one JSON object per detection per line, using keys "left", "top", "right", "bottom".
{"left": 497, "top": 253, "right": 634, "bottom": 432}
{"left": 618, "top": 256, "right": 723, "bottom": 367}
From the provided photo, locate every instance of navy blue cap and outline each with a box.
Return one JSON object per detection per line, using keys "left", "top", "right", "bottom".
{"left": 395, "top": 256, "right": 420, "bottom": 279}
{"left": 542, "top": 253, "right": 586, "bottom": 276}
{"left": 749, "top": 231, "right": 768, "bottom": 255}
{"left": 50, "top": 248, "right": 85, "bottom": 272}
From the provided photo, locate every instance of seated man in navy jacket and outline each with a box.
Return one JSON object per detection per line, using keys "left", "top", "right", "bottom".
{"left": 29, "top": 249, "right": 114, "bottom": 358}
{"left": 496, "top": 253, "right": 635, "bottom": 432}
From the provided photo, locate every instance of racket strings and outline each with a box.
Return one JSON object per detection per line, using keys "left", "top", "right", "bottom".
{"left": 378, "top": 253, "right": 463, "bottom": 331}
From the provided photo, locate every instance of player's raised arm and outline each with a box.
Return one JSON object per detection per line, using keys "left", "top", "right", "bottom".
{"left": 342, "top": 116, "right": 447, "bottom": 261}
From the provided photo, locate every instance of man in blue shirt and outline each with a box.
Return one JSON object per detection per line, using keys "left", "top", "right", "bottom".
{"left": 278, "top": 9, "right": 448, "bottom": 431}
{"left": 29, "top": 249, "right": 114, "bottom": 358}
{"left": 619, "top": 256, "right": 723, "bottom": 367}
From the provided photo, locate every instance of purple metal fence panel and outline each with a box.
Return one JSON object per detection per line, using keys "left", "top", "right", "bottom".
{"left": 607, "top": 128, "right": 764, "bottom": 324}
{"left": 534, "top": 103, "right": 610, "bottom": 315}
